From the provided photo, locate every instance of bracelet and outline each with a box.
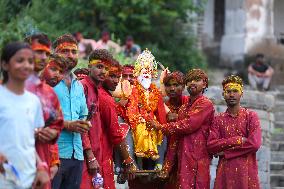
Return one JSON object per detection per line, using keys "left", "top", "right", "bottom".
{"left": 122, "top": 156, "right": 134, "bottom": 167}
{"left": 87, "top": 157, "right": 96, "bottom": 163}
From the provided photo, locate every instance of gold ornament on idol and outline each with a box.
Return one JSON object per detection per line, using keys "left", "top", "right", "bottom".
{"left": 134, "top": 48, "right": 158, "bottom": 77}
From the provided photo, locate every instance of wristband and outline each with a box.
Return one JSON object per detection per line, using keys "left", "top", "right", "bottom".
{"left": 122, "top": 156, "right": 134, "bottom": 167}
{"left": 87, "top": 157, "right": 96, "bottom": 163}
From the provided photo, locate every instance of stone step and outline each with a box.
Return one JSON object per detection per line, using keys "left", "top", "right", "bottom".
{"left": 271, "top": 170, "right": 284, "bottom": 176}
{"left": 271, "top": 152, "right": 284, "bottom": 162}
{"left": 272, "top": 133, "right": 284, "bottom": 141}
{"left": 271, "top": 142, "right": 284, "bottom": 151}
{"left": 274, "top": 121, "right": 284, "bottom": 130}
{"left": 276, "top": 93, "right": 284, "bottom": 101}
{"left": 276, "top": 85, "right": 284, "bottom": 92}
{"left": 275, "top": 111, "right": 284, "bottom": 120}
{"left": 271, "top": 162, "right": 284, "bottom": 172}
{"left": 271, "top": 174, "right": 284, "bottom": 187}
{"left": 275, "top": 112, "right": 284, "bottom": 122}
{"left": 274, "top": 101, "right": 284, "bottom": 111}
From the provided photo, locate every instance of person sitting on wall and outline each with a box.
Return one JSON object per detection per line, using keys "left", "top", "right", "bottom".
{"left": 248, "top": 53, "right": 274, "bottom": 91}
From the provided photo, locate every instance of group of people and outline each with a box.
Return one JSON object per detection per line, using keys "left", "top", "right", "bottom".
{"left": 0, "top": 32, "right": 262, "bottom": 189}
{"left": 74, "top": 31, "right": 141, "bottom": 60}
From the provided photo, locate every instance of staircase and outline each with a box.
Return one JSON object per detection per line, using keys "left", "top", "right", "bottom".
{"left": 270, "top": 91, "right": 284, "bottom": 189}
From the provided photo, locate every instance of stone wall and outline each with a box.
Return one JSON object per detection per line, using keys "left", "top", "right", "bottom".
{"left": 205, "top": 87, "right": 274, "bottom": 189}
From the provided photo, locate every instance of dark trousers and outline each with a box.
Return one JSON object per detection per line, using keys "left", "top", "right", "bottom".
{"left": 52, "top": 158, "right": 83, "bottom": 189}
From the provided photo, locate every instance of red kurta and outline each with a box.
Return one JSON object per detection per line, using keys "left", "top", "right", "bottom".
{"left": 26, "top": 75, "right": 64, "bottom": 189}
{"left": 99, "top": 87, "right": 128, "bottom": 189}
{"left": 162, "top": 95, "right": 214, "bottom": 189}
{"left": 163, "top": 95, "right": 188, "bottom": 189}
{"left": 207, "top": 107, "right": 261, "bottom": 189}
{"left": 80, "top": 76, "right": 103, "bottom": 189}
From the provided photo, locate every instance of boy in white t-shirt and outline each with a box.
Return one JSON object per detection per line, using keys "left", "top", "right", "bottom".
{"left": 0, "top": 85, "right": 44, "bottom": 188}
{"left": 0, "top": 42, "right": 45, "bottom": 189}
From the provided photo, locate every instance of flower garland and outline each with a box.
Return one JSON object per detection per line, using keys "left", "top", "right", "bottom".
{"left": 135, "top": 81, "right": 160, "bottom": 113}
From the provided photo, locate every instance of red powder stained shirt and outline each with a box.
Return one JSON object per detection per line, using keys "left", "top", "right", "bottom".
{"left": 207, "top": 107, "right": 262, "bottom": 189}
{"left": 98, "top": 87, "right": 128, "bottom": 189}
{"left": 162, "top": 95, "right": 214, "bottom": 189}
{"left": 26, "top": 75, "right": 64, "bottom": 189}
{"left": 163, "top": 95, "right": 188, "bottom": 189}
{"left": 79, "top": 76, "right": 103, "bottom": 189}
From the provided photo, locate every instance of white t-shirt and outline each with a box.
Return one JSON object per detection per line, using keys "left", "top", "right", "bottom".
{"left": 0, "top": 85, "right": 44, "bottom": 188}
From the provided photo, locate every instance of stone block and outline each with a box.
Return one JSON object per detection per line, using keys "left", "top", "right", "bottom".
{"left": 271, "top": 152, "right": 284, "bottom": 162}
{"left": 270, "top": 162, "right": 284, "bottom": 172}
{"left": 241, "top": 90, "right": 275, "bottom": 111}
{"left": 272, "top": 133, "right": 284, "bottom": 141}
{"left": 271, "top": 142, "right": 284, "bottom": 152}
{"left": 274, "top": 121, "right": 284, "bottom": 130}
{"left": 274, "top": 101, "right": 284, "bottom": 112}
{"left": 275, "top": 112, "right": 284, "bottom": 122}
{"left": 271, "top": 174, "right": 284, "bottom": 187}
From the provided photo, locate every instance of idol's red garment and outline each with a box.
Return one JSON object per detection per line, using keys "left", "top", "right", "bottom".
{"left": 162, "top": 95, "right": 214, "bottom": 189}
{"left": 207, "top": 107, "right": 261, "bottom": 189}
{"left": 26, "top": 76, "right": 64, "bottom": 189}
{"left": 80, "top": 76, "right": 102, "bottom": 189}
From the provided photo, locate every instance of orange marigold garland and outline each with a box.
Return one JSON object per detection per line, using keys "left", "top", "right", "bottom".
{"left": 127, "top": 81, "right": 163, "bottom": 159}
{"left": 136, "top": 81, "right": 160, "bottom": 113}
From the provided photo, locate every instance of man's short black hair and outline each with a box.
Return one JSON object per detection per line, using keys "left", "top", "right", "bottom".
{"left": 53, "top": 34, "right": 77, "bottom": 50}
{"left": 24, "top": 33, "right": 51, "bottom": 47}
{"left": 89, "top": 49, "right": 113, "bottom": 62}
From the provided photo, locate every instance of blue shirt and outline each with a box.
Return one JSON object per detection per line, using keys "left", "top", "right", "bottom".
{"left": 54, "top": 74, "right": 88, "bottom": 160}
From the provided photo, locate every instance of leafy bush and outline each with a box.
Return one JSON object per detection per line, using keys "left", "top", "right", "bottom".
{"left": 0, "top": 0, "right": 207, "bottom": 72}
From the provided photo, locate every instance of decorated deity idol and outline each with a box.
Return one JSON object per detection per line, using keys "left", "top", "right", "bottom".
{"left": 127, "top": 49, "right": 167, "bottom": 161}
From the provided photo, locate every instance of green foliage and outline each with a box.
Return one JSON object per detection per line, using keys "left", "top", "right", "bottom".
{"left": 0, "top": 0, "right": 207, "bottom": 72}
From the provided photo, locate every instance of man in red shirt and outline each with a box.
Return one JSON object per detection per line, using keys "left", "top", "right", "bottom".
{"left": 80, "top": 50, "right": 135, "bottom": 189}
{"left": 207, "top": 75, "right": 261, "bottom": 189}
{"left": 160, "top": 71, "right": 188, "bottom": 189}
{"left": 40, "top": 54, "right": 69, "bottom": 180}
{"left": 25, "top": 34, "right": 64, "bottom": 189}
{"left": 41, "top": 54, "right": 68, "bottom": 87}
{"left": 150, "top": 69, "right": 214, "bottom": 189}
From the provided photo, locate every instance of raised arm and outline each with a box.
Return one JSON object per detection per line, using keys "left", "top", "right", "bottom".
{"left": 162, "top": 99, "right": 214, "bottom": 135}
